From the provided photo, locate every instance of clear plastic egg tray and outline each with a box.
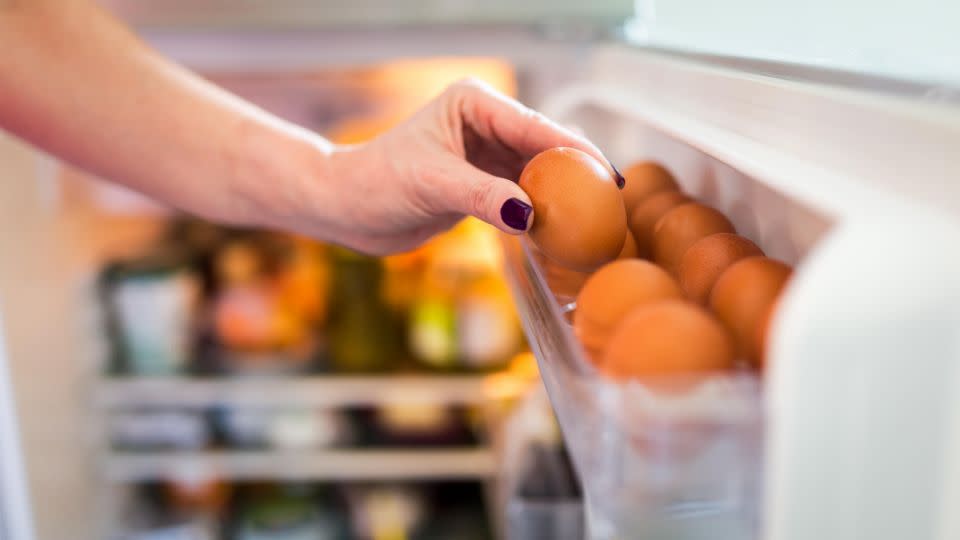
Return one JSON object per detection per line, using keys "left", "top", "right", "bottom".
{"left": 503, "top": 235, "right": 764, "bottom": 540}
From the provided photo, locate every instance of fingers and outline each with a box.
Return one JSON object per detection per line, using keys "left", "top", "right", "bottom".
{"left": 430, "top": 156, "right": 534, "bottom": 235}
{"left": 449, "top": 78, "right": 617, "bottom": 177}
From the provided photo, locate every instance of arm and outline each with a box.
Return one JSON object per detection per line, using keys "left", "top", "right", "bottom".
{"left": 0, "top": 0, "right": 616, "bottom": 254}
{"left": 0, "top": 0, "right": 318, "bottom": 226}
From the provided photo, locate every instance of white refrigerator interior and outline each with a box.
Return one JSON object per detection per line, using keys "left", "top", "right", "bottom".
{"left": 0, "top": 6, "right": 959, "bottom": 539}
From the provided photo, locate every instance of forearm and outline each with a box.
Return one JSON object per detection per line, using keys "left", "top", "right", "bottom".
{"left": 0, "top": 0, "right": 331, "bottom": 227}
{"left": 0, "top": 1, "right": 612, "bottom": 255}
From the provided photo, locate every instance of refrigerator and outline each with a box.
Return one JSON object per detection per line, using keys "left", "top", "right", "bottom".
{"left": 1, "top": 1, "right": 959, "bottom": 538}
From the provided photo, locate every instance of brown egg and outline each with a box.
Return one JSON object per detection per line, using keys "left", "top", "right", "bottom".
{"left": 602, "top": 300, "right": 736, "bottom": 380}
{"left": 754, "top": 302, "right": 778, "bottom": 369}
{"left": 621, "top": 161, "right": 679, "bottom": 215}
{"left": 574, "top": 260, "right": 683, "bottom": 364}
{"left": 628, "top": 191, "right": 692, "bottom": 259}
{"left": 544, "top": 232, "right": 638, "bottom": 304}
{"left": 619, "top": 231, "right": 638, "bottom": 259}
{"left": 520, "top": 147, "right": 626, "bottom": 272}
{"left": 678, "top": 233, "right": 764, "bottom": 304}
{"left": 710, "top": 256, "right": 792, "bottom": 367}
{"left": 541, "top": 230, "right": 636, "bottom": 300}
{"left": 652, "top": 203, "right": 735, "bottom": 275}
{"left": 542, "top": 262, "right": 588, "bottom": 300}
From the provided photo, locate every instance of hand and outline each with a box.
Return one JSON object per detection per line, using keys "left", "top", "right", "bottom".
{"left": 294, "top": 78, "right": 617, "bottom": 255}
{"left": 0, "top": 3, "right": 616, "bottom": 257}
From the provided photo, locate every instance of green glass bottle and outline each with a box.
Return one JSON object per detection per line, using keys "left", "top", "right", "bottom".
{"left": 326, "top": 248, "right": 401, "bottom": 373}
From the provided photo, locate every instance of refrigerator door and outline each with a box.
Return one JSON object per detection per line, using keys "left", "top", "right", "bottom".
{"left": 0, "top": 321, "right": 33, "bottom": 540}
{"left": 632, "top": 0, "right": 960, "bottom": 87}
{"left": 769, "top": 209, "right": 960, "bottom": 540}
{"left": 505, "top": 43, "right": 960, "bottom": 539}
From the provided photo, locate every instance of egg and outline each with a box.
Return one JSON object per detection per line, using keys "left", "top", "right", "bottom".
{"left": 619, "top": 231, "right": 638, "bottom": 259}
{"left": 652, "top": 203, "right": 736, "bottom": 275}
{"left": 754, "top": 302, "right": 778, "bottom": 369}
{"left": 601, "top": 299, "right": 736, "bottom": 380}
{"left": 520, "top": 147, "right": 626, "bottom": 272}
{"left": 621, "top": 161, "right": 679, "bottom": 215}
{"left": 628, "top": 191, "right": 692, "bottom": 259}
{"left": 710, "top": 256, "right": 792, "bottom": 367}
{"left": 678, "top": 233, "right": 764, "bottom": 304}
{"left": 541, "top": 258, "right": 589, "bottom": 301}
{"left": 542, "top": 230, "right": 639, "bottom": 305}
{"left": 574, "top": 259, "right": 683, "bottom": 363}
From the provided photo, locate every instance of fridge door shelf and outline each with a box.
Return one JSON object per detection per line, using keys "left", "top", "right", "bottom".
{"left": 97, "top": 372, "right": 533, "bottom": 409}
{"left": 103, "top": 448, "right": 496, "bottom": 482}
{"left": 503, "top": 234, "right": 763, "bottom": 540}
{"left": 505, "top": 46, "right": 960, "bottom": 540}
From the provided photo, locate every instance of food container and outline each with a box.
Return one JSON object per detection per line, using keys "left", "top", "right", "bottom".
{"left": 109, "top": 409, "right": 210, "bottom": 451}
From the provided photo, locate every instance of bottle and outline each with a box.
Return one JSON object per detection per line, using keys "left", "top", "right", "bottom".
{"left": 274, "top": 237, "right": 331, "bottom": 332}
{"left": 237, "top": 485, "right": 344, "bottom": 540}
{"left": 326, "top": 248, "right": 400, "bottom": 373}
{"left": 210, "top": 238, "right": 315, "bottom": 373}
{"left": 456, "top": 273, "right": 521, "bottom": 370}
{"left": 345, "top": 485, "right": 426, "bottom": 540}
{"left": 164, "top": 466, "right": 231, "bottom": 517}
{"left": 101, "top": 245, "right": 200, "bottom": 376}
{"left": 408, "top": 218, "right": 521, "bottom": 371}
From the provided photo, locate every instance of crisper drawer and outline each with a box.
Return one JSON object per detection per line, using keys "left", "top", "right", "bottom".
{"left": 503, "top": 46, "right": 960, "bottom": 540}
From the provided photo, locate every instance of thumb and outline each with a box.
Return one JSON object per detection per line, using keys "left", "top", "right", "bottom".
{"left": 438, "top": 158, "right": 534, "bottom": 235}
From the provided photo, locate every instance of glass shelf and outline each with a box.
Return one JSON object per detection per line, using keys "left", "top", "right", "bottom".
{"left": 103, "top": 448, "right": 496, "bottom": 482}
{"left": 97, "top": 372, "right": 531, "bottom": 408}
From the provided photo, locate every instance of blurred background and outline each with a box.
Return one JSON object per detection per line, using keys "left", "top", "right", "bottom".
{"left": 1, "top": 1, "right": 958, "bottom": 540}
{"left": 0, "top": 2, "right": 615, "bottom": 539}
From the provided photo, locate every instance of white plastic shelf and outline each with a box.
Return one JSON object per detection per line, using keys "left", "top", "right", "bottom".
{"left": 104, "top": 448, "right": 496, "bottom": 482}
{"left": 97, "top": 373, "right": 529, "bottom": 409}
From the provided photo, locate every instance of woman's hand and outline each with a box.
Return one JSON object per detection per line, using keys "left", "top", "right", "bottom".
{"left": 0, "top": 1, "right": 616, "bottom": 255}
{"left": 288, "top": 79, "right": 618, "bottom": 255}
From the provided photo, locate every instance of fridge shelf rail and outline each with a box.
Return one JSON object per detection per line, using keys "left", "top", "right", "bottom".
{"left": 103, "top": 447, "right": 496, "bottom": 482}
{"left": 96, "top": 372, "right": 531, "bottom": 409}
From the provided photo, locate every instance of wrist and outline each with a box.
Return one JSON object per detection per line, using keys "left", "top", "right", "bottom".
{"left": 232, "top": 119, "right": 338, "bottom": 235}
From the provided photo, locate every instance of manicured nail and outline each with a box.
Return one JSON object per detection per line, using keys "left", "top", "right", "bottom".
{"left": 611, "top": 163, "right": 625, "bottom": 189}
{"left": 601, "top": 151, "right": 625, "bottom": 189}
{"left": 500, "top": 198, "right": 533, "bottom": 231}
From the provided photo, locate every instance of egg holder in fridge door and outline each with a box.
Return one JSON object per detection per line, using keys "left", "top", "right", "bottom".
{"left": 503, "top": 232, "right": 764, "bottom": 540}
{"left": 507, "top": 48, "right": 960, "bottom": 540}
{"left": 502, "top": 56, "right": 845, "bottom": 540}
{"left": 503, "top": 81, "right": 838, "bottom": 540}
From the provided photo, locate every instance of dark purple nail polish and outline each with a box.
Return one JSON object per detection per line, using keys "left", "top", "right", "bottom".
{"left": 500, "top": 198, "right": 532, "bottom": 231}
{"left": 601, "top": 151, "right": 626, "bottom": 189}
{"left": 612, "top": 163, "right": 626, "bottom": 189}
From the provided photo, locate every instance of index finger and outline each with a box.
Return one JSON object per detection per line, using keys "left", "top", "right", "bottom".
{"left": 450, "top": 78, "right": 622, "bottom": 181}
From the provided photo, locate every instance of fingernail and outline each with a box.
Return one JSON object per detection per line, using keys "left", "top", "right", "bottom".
{"left": 500, "top": 198, "right": 533, "bottom": 231}
{"left": 611, "top": 163, "right": 625, "bottom": 190}
{"left": 601, "top": 152, "right": 626, "bottom": 189}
